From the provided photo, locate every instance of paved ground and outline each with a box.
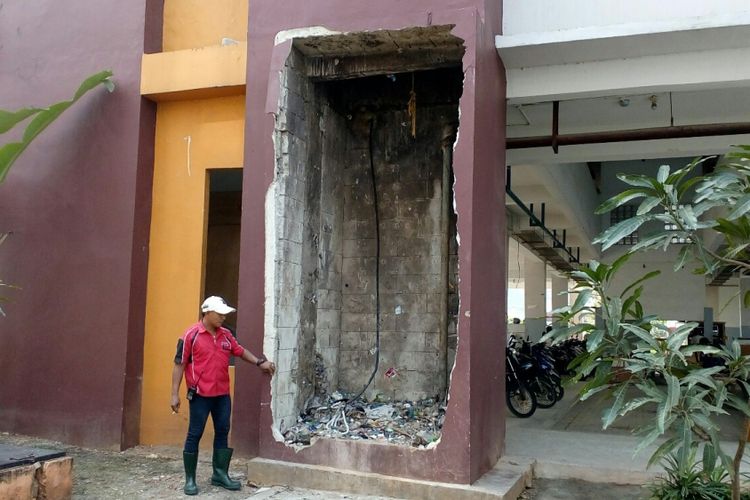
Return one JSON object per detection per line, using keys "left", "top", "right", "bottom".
{"left": 506, "top": 382, "right": 749, "bottom": 499}
{"left": 521, "top": 479, "right": 645, "bottom": 499}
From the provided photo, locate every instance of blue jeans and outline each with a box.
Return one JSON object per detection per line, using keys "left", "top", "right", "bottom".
{"left": 184, "top": 394, "right": 231, "bottom": 453}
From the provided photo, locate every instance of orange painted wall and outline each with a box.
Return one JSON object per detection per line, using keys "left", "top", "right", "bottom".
{"left": 140, "top": 95, "right": 245, "bottom": 446}
{"left": 163, "top": 0, "right": 248, "bottom": 51}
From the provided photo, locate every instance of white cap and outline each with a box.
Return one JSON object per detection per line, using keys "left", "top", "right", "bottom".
{"left": 201, "top": 296, "right": 236, "bottom": 315}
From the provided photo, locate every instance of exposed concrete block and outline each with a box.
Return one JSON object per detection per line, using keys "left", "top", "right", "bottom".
{"left": 378, "top": 235, "right": 400, "bottom": 257}
{"left": 382, "top": 218, "right": 420, "bottom": 239}
{"left": 341, "top": 312, "right": 376, "bottom": 332}
{"left": 275, "top": 194, "right": 305, "bottom": 220}
{"left": 338, "top": 350, "right": 368, "bottom": 372}
{"left": 343, "top": 238, "right": 377, "bottom": 257}
{"left": 275, "top": 371, "right": 299, "bottom": 396}
{"left": 280, "top": 216, "right": 305, "bottom": 244}
{"left": 276, "top": 327, "right": 300, "bottom": 350}
{"left": 315, "top": 329, "right": 330, "bottom": 350}
{"left": 319, "top": 267, "right": 343, "bottom": 290}
{"left": 342, "top": 294, "right": 374, "bottom": 314}
{"left": 317, "top": 250, "right": 339, "bottom": 274}
{"left": 398, "top": 181, "right": 429, "bottom": 200}
{"left": 397, "top": 255, "right": 432, "bottom": 275}
{"left": 278, "top": 175, "right": 307, "bottom": 202}
{"left": 378, "top": 199, "right": 399, "bottom": 221}
{"left": 316, "top": 309, "right": 341, "bottom": 330}
{"left": 284, "top": 89, "right": 307, "bottom": 118}
{"left": 379, "top": 331, "right": 426, "bottom": 352}
{"left": 426, "top": 293, "right": 443, "bottom": 313}
{"left": 407, "top": 352, "right": 441, "bottom": 372}
{"left": 276, "top": 348, "right": 297, "bottom": 371}
{"left": 341, "top": 273, "right": 374, "bottom": 295}
{"left": 278, "top": 240, "right": 303, "bottom": 266}
{"left": 340, "top": 331, "right": 364, "bottom": 351}
{"left": 379, "top": 274, "right": 402, "bottom": 294}
{"left": 355, "top": 218, "right": 376, "bottom": 237}
{"left": 276, "top": 107, "right": 305, "bottom": 136}
{"left": 342, "top": 219, "right": 359, "bottom": 238}
{"left": 316, "top": 289, "right": 342, "bottom": 310}
{"left": 425, "top": 332, "right": 441, "bottom": 351}
{"left": 342, "top": 164, "right": 372, "bottom": 187}
{"left": 278, "top": 286, "right": 302, "bottom": 307}
{"left": 398, "top": 198, "right": 434, "bottom": 219}
{"left": 341, "top": 256, "right": 375, "bottom": 277}
{"left": 396, "top": 275, "right": 429, "bottom": 294}
{"left": 277, "top": 305, "right": 302, "bottom": 328}
{"left": 418, "top": 215, "right": 441, "bottom": 236}
{"left": 397, "top": 237, "right": 432, "bottom": 257}
{"left": 279, "top": 261, "right": 302, "bottom": 286}
{"left": 382, "top": 293, "right": 427, "bottom": 314}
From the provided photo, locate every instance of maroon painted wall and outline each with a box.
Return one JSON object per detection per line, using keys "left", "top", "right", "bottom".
{"left": 235, "top": 0, "right": 506, "bottom": 483}
{"left": 0, "top": 1, "right": 159, "bottom": 449}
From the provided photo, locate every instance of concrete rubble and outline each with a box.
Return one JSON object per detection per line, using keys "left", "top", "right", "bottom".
{"left": 283, "top": 391, "right": 446, "bottom": 447}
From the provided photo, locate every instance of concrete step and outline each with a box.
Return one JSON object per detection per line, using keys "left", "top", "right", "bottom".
{"left": 246, "top": 456, "right": 534, "bottom": 499}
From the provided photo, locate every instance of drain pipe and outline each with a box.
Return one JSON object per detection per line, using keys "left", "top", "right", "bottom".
{"left": 440, "top": 123, "right": 456, "bottom": 394}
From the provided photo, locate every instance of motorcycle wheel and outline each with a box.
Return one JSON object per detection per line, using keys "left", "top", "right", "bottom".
{"left": 555, "top": 383, "right": 565, "bottom": 401}
{"left": 533, "top": 377, "right": 558, "bottom": 408}
{"left": 506, "top": 383, "right": 537, "bottom": 418}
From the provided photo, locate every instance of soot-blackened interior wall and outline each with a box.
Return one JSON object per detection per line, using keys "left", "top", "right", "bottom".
{"left": 269, "top": 47, "right": 462, "bottom": 434}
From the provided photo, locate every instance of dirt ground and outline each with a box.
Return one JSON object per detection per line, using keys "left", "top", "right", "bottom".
{"left": 2, "top": 432, "right": 648, "bottom": 499}
{"left": 1, "top": 433, "right": 391, "bottom": 499}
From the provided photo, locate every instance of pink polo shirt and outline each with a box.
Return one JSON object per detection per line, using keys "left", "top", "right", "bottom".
{"left": 176, "top": 321, "right": 245, "bottom": 397}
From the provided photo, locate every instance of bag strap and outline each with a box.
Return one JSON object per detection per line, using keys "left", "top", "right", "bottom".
{"left": 187, "top": 327, "right": 201, "bottom": 384}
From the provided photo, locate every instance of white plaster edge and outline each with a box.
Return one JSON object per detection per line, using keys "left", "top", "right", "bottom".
{"left": 275, "top": 26, "right": 345, "bottom": 46}
{"left": 265, "top": 141, "right": 283, "bottom": 444}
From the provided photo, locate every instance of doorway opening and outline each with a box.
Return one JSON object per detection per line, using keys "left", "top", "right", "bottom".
{"left": 204, "top": 168, "right": 243, "bottom": 344}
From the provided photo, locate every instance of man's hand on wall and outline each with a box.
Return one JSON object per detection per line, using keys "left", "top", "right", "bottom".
{"left": 259, "top": 361, "right": 276, "bottom": 376}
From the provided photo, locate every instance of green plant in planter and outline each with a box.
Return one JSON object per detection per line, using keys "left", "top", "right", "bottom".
{"left": 546, "top": 149, "right": 750, "bottom": 500}
{"left": 0, "top": 70, "right": 113, "bottom": 315}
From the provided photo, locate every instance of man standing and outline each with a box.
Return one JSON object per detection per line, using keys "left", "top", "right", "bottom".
{"left": 171, "top": 296, "right": 276, "bottom": 496}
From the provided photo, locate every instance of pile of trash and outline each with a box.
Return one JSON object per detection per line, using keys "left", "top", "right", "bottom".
{"left": 283, "top": 391, "right": 446, "bottom": 448}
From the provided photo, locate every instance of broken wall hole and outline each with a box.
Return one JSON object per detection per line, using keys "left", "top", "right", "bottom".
{"left": 267, "top": 27, "right": 465, "bottom": 449}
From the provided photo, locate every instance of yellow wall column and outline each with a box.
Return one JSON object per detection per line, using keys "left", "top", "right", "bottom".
{"left": 140, "top": 96, "right": 245, "bottom": 446}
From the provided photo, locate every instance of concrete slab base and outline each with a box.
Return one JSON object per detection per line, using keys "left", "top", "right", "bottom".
{"left": 246, "top": 456, "right": 534, "bottom": 499}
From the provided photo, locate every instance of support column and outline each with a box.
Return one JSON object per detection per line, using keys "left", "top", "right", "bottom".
{"left": 524, "top": 255, "right": 546, "bottom": 341}
{"left": 550, "top": 271, "right": 568, "bottom": 313}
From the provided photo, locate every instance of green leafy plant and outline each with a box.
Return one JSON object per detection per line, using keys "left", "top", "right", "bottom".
{"left": 0, "top": 70, "right": 114, "bottom": 182}
{"left": 0, "top": 70, "right": 114, "bottom": 315}
{"left": 547, "top": 148, "right": 750, "bottom": 500}
{"left": 648, "top": 449, "right": 741, "bottom": 500}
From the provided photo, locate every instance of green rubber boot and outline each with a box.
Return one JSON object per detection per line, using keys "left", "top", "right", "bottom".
{"left": 211, "top": 448, "right": 242, "bottom": 490}
{"left": 182, "top": 451, "right": 199, "bottom": 495}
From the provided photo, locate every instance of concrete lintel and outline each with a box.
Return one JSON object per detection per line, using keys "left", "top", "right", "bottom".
{"left": 140, "top": 43, "right": 247, "bottom": 101}
{"left": 504, "top": 47, "right": 750, "bottom": 104}
{"left": 246, "top": 457, "right": 533, "bottom": 499}
{"left": 305, "top": 48, "right": 464, "bottom": 81}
